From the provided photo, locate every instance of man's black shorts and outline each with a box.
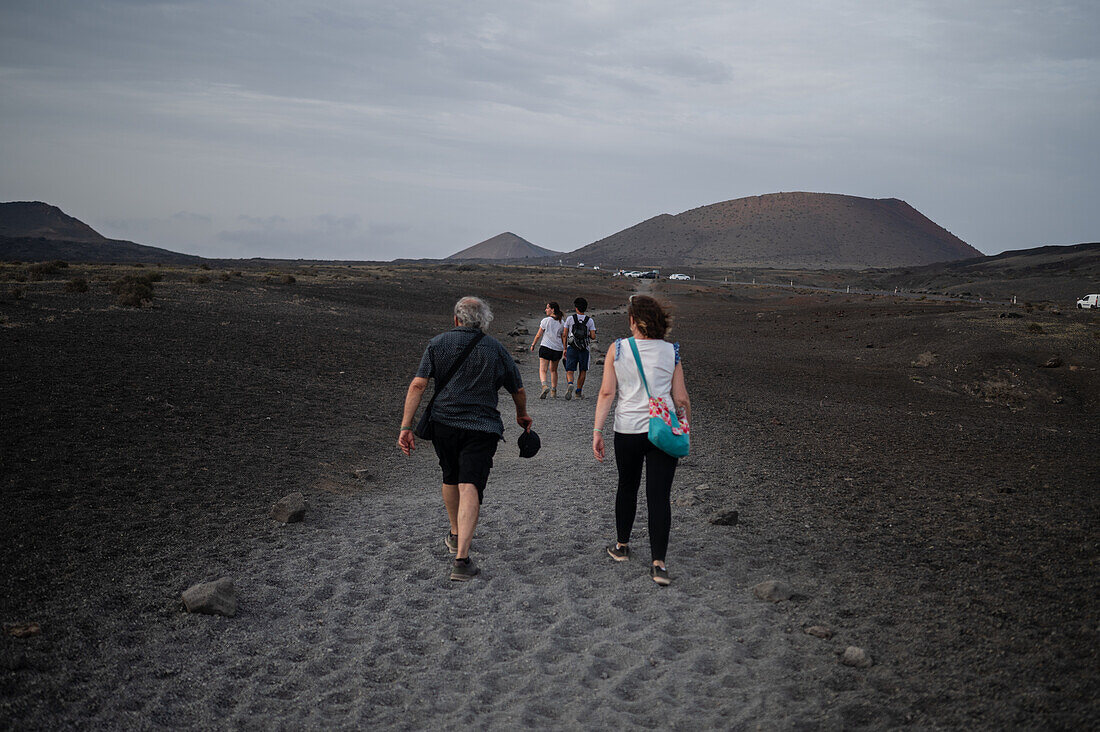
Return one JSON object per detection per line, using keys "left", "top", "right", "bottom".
{"left": 431, "top": 422, "right": 500, "bottom": 503}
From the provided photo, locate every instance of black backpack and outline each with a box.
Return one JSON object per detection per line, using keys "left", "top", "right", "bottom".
{"left": 568, "top": 315, "right": 592, "bottom": 350}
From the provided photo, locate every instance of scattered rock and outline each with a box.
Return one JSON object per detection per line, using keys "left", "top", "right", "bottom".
{"left": 753, "top": 580, "right": 792, "bottom": 602}
{"left": 841, "top": 645, "right": 873, "bottom": 668}
{"left": 352, "top": 469, "right": 373, "bottom": 481}
{"left": 709, "top": 510, "right": 739, "bottom": 526}
{"left": 805, "top": 625, "right": 833, "bottom": 639}
{"left": 998, "top": 311, "right": 1023, "bottom": 319}
{"left": 181, "top": 578, "right": 237, "bottom": 617}
{"left": 695, "top": 483, "right": 710, "bottom": 492}
{"left": 596, "top": 356, "right": 605, "bottom": 365}
{"left": 4, "top": 622, "right": 41, "bottom": 638}
{"left": 270, "top": 492, "right": 306, "bottom": 523}
{"left": 912, "top": 351, "right": 937, "bottom": 367}
{"left": 513, "top": 346, "right": 526, "bottom": 353}
{"left": 1041, "top": 357, "right": 1063, "bottom": 368}
{"left": 509, "top": 327, "right": 529, "bottom": 336}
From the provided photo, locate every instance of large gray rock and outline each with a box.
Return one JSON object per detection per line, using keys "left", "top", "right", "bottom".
{"left": 841, "top": 645, "right": 873, "bottom": 668}
{"left": 182, "top": 578, "right": 237, "bottom": 617}
{"left": 753, "top": 580, "right": 793, "bottom": 602}
{"left": 270, "top": 492, "right": 306, "bottom": 523}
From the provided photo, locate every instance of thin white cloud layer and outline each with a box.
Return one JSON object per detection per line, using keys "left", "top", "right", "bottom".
{"left": 1, "top": 0, "right": 1097, "bottom": 258}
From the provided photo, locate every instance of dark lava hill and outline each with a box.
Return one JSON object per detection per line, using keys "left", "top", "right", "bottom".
{"left": 448, "top": 232, "right": 560, "bottom": 261}
{"left": 0, "top": 201, "right": 201, "bottom": 264}
{"left": 568, "top": 192, "right": 980, "bottom": 269}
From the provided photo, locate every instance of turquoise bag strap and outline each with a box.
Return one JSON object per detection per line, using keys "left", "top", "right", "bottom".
{"left": 627, "top": 337, "right": 652, "bottom": 398}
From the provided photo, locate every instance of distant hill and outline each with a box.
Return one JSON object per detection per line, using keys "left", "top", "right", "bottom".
{"left": 567, "top": 192, "right": 981, "bottom": 269}
{"left": 862, "top": 242, "right": 1100, "bottom": 304}
{"left": 0, "top": 202, "right": 202, "bottom": 264}
{"left": 448, "top": 232, "right": 560, "bottom": 261}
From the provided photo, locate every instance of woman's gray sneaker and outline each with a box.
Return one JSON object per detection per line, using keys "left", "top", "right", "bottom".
{"left": 650, "top": 564, "right": 671, "bottom": 586}
{"left": 450, "top": 558, "right": 480, "bottom": 581}
{"left": 445, "top": 532, "right": 458, "bottom": 554}
{"left": 606, "top": 544, "right": 630, "bottom": 562}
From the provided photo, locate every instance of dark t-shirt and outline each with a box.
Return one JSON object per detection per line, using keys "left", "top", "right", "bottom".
{"left": 415, "top": 326, "right": 523, "bottom": 436}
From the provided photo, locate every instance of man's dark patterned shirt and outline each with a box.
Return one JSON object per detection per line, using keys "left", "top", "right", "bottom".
{"left": 415, "top": 326, "right": 523, "bottom": 436}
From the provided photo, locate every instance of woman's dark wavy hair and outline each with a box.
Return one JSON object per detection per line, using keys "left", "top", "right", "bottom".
{"left": 547, "top": 301, "right": 563, "bottom": 321}
{"left": 628, "top": 295, "right": 671, "bottom": 339}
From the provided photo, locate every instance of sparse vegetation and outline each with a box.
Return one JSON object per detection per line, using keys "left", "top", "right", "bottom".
{"left": 65, "top": 278, "right": 89, "bottom": 293}
{"left": 109, "top": 273, "right": 157, "bottom": 307}
{"left": 1027, "top": 322, "right": 1044, "bottom": 334}
{"left": 25, "top": 260, "right": 69, "bottom": 281}
{"left": 281, "top": 274, "right": 296, "bottom": 284}
{"left": 10, "top": 286, "right": 26, "bottom": 300}
{"left": 189, "top": 274, "right": 211, "bottom": 284}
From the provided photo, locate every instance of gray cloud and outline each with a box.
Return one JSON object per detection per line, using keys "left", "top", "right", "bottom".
{"left": 1, "top": 0, "right": 1097, "bottom": 258}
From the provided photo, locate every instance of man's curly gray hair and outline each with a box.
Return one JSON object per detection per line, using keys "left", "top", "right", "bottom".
{"left": 454, "top": 296, "right": 493, "bottom": 331}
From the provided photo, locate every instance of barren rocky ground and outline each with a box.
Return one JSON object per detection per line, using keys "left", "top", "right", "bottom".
{"left": 1, "top": 262, "right": 1097, "bottom": 728}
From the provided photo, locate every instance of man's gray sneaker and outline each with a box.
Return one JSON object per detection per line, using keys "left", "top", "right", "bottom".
{"left": 565, "top": 385, "right": 574, "bottom": 400}
{"left": 450, "top": 558, "right": 480, "bottom": 581}
{"left": 445, "top": 532, "right": 458, "bottom": 554}
{"left": 539, "top": 385, "right": 550, "bottom": 399}
{"left": 574, "top": 391, "right": 584, "bottom": 399}
{"left": 607, "top": 543, "right": 630, "bottom": 562}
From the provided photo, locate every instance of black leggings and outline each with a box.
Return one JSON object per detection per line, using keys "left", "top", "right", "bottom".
{"left": 613, "top": 432, "right": 679, "bottom": 562}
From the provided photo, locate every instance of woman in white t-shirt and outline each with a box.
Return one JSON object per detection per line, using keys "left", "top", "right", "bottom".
{"left": 592, "top": 295, "right": 691, "bottom": 586}
{"left": 529, "top": 301, "right": 566, "bottom": 398}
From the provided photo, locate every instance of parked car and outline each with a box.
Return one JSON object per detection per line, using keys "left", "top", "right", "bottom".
{"left": 1077, "top": 294, "right": 1100, "bottom": 309}
{"left": 639, "top": 271, "right": 658, "bottom": 279}
{"left": 668, "top": 273, "right": 690, "bottom": 280}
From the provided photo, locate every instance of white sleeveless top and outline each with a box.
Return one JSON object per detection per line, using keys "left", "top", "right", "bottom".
{"left": 613, "top": 337, "right": 679, "bottom": 434}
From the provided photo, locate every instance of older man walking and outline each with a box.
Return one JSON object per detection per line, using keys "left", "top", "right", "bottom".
{"left": 398, "top": 296, "right": 532, "bottom": 581}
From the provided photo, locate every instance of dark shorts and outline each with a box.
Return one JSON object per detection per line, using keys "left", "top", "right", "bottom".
{"left": 564, "top": 345, "right": 590, "bottom": 372}
{"left": 431, "top": 422, "right": 500, "bottom": 503}
{"left": 538, "top": 345, "right": 563, "bottom": 362}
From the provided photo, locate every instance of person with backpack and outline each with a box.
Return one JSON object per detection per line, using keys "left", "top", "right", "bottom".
{"left": 563, "top": 297, "right": 597, "bottom": 400}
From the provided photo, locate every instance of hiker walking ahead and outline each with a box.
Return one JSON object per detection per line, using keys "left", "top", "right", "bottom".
{"left": 399, "top": 296, "right": 532, "bottom": 581}
{"left": 529, "top": 301, "right": 565, "bottom": 399}
{"left": 563, "top": 297, "right": 597, "bottom": 400}
{"left": 591, "top": 295, "right": 690, "bottom": 586}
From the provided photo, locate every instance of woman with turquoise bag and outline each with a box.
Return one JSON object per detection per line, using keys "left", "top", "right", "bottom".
{"left": 592, "top": 295, "right": 691, "bottom": 586}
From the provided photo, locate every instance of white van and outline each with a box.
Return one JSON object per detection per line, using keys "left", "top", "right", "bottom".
{"left": 1077, "top": 294, "right": 1099, "bottom": 309}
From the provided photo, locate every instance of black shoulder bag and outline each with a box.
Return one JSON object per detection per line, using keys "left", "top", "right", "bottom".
{"left": 414, "top": 331, "right": 485, "bottom": 440}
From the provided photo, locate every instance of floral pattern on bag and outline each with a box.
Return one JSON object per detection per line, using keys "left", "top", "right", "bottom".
{"left": 649, "top": 396, "right": 689, "bottom": 436}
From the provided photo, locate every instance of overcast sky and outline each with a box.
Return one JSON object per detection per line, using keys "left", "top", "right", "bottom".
{"left": 1, "top": 1, "right": 1097, "bottom": 259}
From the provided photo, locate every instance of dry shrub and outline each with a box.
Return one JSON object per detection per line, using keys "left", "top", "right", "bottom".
{"left": 189, "top": 274, "right": 211, "bottom": 284}
{"left": 109, "top": 273, "right": 156, "bottom": 307}
{"left": 10, "top": 286, "right": 26, "bottom": 300}
{"left": 25, "top": 260, "right": 68, "bottom": 281}
{"left": 1027, "top": 322, "right": 1044, "bottom": 334}
{"left": 65, "top": 278, "right": 89, "bottom": 293}
{"left": 199, "top": 263, "right": 211, "bottom": 270}
{"left": 281, "top": 274, "right": 296, "bottom": 284}
{"left": 219, "top": 272, "right": 232, "bottom": 281}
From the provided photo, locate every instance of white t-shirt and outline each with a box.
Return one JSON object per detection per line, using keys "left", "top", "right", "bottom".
{"left": 564, "top": 313, "right": 596, "bottom": 346}
{"left": 538, "top": 316, "right": 565, "bottom": 351}
{"left": 613, "top": 337, "right": 679, "bottom": 434}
